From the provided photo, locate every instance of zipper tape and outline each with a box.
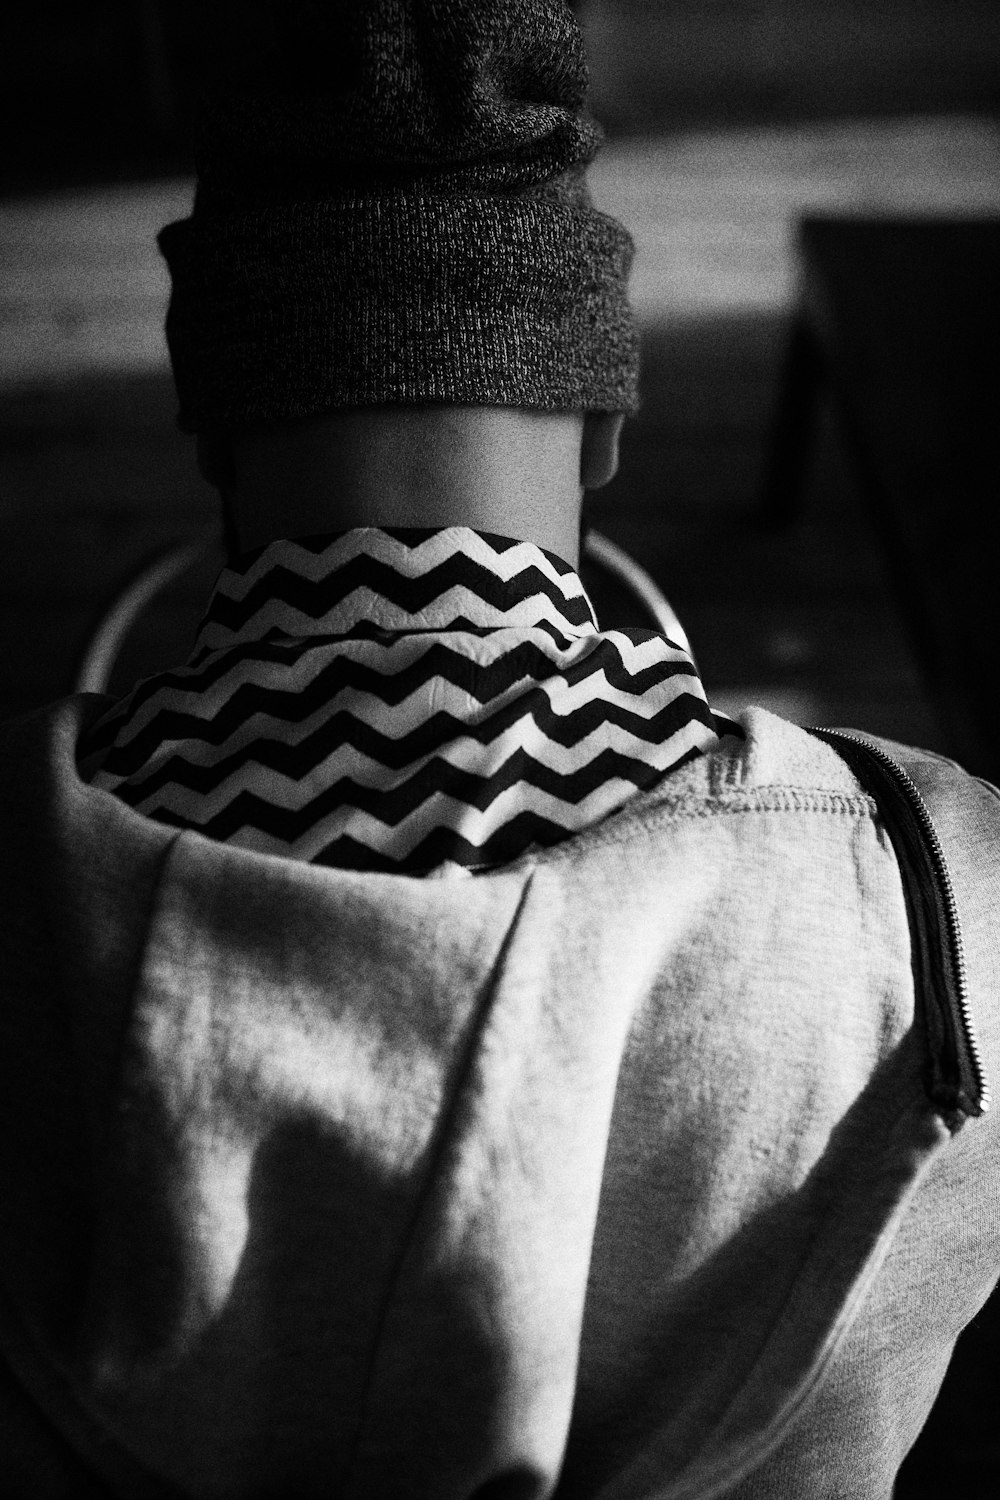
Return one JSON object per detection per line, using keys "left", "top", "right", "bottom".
{"left": 807, "top": 727, "right": 989, "bottom": 1123}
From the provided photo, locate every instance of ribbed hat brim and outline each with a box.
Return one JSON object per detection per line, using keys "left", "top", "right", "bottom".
{"left": 159, "top": 193, "right": 640, "bottom": 429}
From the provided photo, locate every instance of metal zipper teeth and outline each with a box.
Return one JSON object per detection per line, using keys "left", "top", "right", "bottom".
{"left": 811, "top": 727, "right": 991, "bottom": 1116}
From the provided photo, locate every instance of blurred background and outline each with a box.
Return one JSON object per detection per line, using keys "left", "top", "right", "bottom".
{"left": 1, "top": 0, "right": 999, "bottom": 762}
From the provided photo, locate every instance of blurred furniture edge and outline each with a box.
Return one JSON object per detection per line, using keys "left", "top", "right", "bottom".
{"left": 759, "top": 215, "right": 1000, "bottom": 784}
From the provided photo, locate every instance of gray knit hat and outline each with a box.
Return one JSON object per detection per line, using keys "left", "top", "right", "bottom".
{"left": 158, "top": 1, "right": 639, "bottom": 431}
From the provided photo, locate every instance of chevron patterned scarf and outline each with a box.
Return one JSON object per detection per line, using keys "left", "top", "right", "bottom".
{"left": 79, "top": 528, "right": 733, "bottom": 875}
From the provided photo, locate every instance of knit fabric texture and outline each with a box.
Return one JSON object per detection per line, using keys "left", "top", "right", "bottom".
{"left": 158, "top": 0, "right": 640, "bottom": 429}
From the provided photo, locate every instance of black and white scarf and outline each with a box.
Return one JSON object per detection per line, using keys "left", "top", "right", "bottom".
{"left": 79, "top": 528, "right": 735, "bottom": 875}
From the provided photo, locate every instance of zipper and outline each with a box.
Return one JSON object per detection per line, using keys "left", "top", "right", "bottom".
{"left": 807, "top": 726, "right": 990, "bottom": 1124}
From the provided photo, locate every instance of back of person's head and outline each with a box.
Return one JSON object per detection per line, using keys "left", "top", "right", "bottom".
{"left": 158, "top": 1, "right": 640, "bottom": 437}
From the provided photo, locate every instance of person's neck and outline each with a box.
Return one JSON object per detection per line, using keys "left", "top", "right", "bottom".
{"left": 226, "top": 408, "right": 587, "bottom": 567}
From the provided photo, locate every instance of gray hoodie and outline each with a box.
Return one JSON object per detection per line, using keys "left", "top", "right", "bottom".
{"left": 1, "top": 696, "right": 998, "bottom": 1498}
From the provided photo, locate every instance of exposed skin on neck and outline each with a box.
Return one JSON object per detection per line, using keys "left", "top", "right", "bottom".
{"left": 200, "top": 407, "right": 624, "bottom": 569}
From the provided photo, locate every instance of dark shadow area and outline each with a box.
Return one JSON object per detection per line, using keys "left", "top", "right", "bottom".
{"left": 0, "top": 1351, "right": 108, "bottom": 1495}
{"left": 758, "top": 217, "right": 1000, "bottom": 782}
{"left": 0, "top": 370, "right": 213, "bottom": 718}
{"left": 895, "top": 1281, "right": 1000, "bottom": 1498}
{"left": 2, "top": 0, "right": 272, "bottom": 194}
{"left": 583, "top": 0, "right": 1000, "bottom": 136}
{"left": 3, "top": 0, "right": 999, "bottom": 196}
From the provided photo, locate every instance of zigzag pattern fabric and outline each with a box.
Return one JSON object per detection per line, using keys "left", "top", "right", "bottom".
{"left": 79, "top": 528, "right": 736, "bottom": 876}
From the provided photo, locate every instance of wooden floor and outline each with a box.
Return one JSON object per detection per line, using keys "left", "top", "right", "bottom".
{"left": 2, "top": 115, "right": 1000, "bottom": 756}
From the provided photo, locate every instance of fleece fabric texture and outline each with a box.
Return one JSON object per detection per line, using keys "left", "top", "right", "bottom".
{"left": 158, "top": 0, "right": 640, "bottom": 428}
{"left": 0, "top": 700, "right": 999, "bottom": 1499}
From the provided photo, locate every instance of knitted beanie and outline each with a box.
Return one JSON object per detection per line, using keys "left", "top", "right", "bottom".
{"left": 157, "top": 0, "right": 639, "bottom": 431}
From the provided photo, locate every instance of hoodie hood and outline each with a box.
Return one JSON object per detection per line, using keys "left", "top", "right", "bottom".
{"left": 0, "top": 695, "right": 973, "bottom": 1499}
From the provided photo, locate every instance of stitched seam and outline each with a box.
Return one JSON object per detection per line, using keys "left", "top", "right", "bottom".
{"left": 511, "top": 786, "right": 881, "bottom": 874}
